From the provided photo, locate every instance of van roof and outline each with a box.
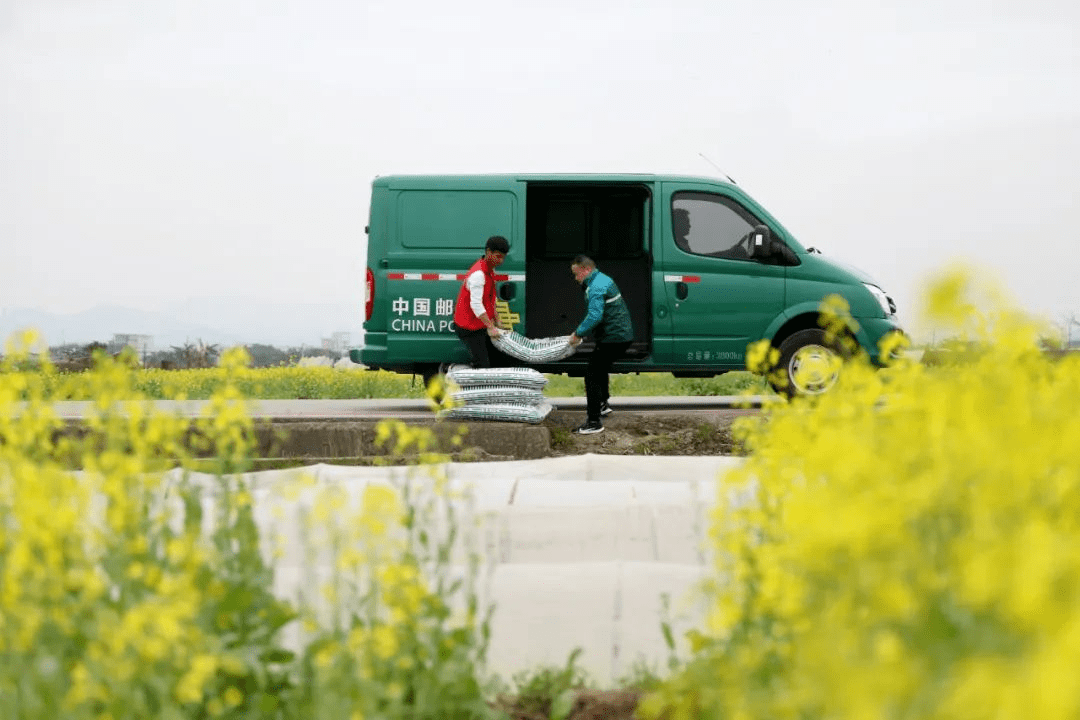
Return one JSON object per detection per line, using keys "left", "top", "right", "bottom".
{"left": 372, "top": 173, "right": 738, "bottom": 188}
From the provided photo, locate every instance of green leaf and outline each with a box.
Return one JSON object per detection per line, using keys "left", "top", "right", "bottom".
{"left": 258, "top": 647, "right": 297, "bottom": 664}
{"left": 550, "top": 688, "right": 577, "bottom": 720}
{"left": 661, "top": 621, "right": 675, "bottom": 652}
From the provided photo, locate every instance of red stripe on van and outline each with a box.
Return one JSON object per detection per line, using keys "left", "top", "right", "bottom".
{"left": 684, "top": 275, "right": 701, "bottom": 283}
{"left": 387, "top": 272, "right": 522, "bottom": 281}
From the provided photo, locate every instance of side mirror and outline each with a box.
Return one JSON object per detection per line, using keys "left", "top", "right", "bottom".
{"left": 749, "top": 224, "right": 773, "bottom": 259}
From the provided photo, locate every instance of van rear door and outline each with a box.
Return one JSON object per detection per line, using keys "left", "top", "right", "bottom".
{"left": 658, "top": 181, "right": 787, "bottom": 369}
{"left": 381, "top": 178, "right": 525, "bottom": 370}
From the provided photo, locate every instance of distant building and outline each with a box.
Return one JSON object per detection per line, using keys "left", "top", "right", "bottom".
{"left": 321, "top": 331, "right": 352, "bottom": 355}
{"left": 110, "top": 333, "right": 153, "bottom": 360}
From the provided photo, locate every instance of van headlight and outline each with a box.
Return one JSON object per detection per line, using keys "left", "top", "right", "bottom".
{"left": 863, "top": 283, "right": 896, "bottom": 318}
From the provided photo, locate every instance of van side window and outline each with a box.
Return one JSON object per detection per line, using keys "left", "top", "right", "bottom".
{"left": 672, "top": 192, "right": 759, "bottom": 260}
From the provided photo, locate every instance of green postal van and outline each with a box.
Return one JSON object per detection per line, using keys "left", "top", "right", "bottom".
{"left": 352, "top": 174, "right": 902, "bottom": 395}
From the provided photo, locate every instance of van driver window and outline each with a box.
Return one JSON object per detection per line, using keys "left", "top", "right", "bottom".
{"left": 672, "top": 192, "right": 759, "bottom": 259}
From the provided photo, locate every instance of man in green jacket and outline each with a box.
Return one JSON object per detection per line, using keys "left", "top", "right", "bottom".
{"left": 568, "top": 255, "right": 634, "bottom": 435}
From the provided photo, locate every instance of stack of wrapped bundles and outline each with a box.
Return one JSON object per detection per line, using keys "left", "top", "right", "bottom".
{"left": 439, "top": 364, "right": 554, "bottom": 424}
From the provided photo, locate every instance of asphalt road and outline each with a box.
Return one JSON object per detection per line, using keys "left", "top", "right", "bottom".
{"left": 45, "top": 395, "right": 767, "bottom": 420}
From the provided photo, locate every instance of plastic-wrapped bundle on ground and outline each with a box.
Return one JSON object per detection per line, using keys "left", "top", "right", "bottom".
{"left": 438, "top": 400, "right": 554, "bottom": 424}
{"left": 445, "top": 365, "right": 549, "bottom": 391}
{"left": 492, "top": 330, "right": 576, "bottom": 363}
{"left": 439, "top": 365, "right": 553, "bottom": 424}
{"left": 448, "top": 385, "right": 545, "bottom": 406}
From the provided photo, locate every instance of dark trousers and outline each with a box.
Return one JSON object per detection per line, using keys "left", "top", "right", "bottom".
{"left": 455, "top": 326, "right": 514, "bottom": 368}
{"left": 585, "top": 341, "right": 631, "bottom": 422}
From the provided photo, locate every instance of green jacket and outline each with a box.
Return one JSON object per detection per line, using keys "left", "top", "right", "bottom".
{"left": 575, "top": 269, "right": 634, "bottom": 343}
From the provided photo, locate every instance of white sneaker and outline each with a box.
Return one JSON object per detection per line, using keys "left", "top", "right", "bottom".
{"left": 574, "top": 420, "right": 604, "bottom": 435}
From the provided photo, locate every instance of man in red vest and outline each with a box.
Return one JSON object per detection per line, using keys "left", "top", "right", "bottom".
{"left": 453, "top": 235, "right": 513, "bottom": 368}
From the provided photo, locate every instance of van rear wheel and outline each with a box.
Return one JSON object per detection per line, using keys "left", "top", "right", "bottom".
{"left": 419, "top": 363, "right": 449, "bottom": 387}
{"left": 772, "top": 329, "right": 843, "bottom": 397}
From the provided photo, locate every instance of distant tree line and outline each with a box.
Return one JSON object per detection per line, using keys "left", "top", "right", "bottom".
{"left": 40, "top": 341, "right": 343, "bottom": 371}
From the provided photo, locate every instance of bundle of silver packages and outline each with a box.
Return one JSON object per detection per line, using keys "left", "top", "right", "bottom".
{"left": 492, "top": 330, "right": 577, "bottom": 363}
{"left": 439, "top": 365, "right": 554, "bottom": 423}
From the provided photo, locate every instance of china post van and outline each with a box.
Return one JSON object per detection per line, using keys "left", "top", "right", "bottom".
{"left": 351, "top": 174, "right": 902, "bottom": 395}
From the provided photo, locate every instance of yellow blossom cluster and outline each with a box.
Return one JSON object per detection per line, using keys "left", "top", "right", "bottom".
{"left": 1, "top": 336, "right": 494, "bottom": 720}
{"left": 0, "top": 336, "right": 261, "bottom": 718}
{"left": 285, "top": 453, "right": 491, "bottom": 720}
{"left": 641, "top": 268, "right": 1080, "bottom": 720}
{"left": 7, "top": 362, "right": 426, "bottom": 401}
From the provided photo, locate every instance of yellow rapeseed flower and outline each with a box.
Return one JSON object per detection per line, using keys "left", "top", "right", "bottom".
{"left": 645, "top": 267, "right": 1080, "bottom": 720}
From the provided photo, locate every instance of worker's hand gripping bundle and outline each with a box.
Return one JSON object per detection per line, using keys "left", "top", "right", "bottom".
{"left": 438, "top": 364, "right": 553, "bottom": 423}
{"left": 491, "top": 330, "right": 576, "bottom": 363}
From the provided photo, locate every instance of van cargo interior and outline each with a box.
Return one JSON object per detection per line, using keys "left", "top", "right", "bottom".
{"left": 524, "top": 183, "right": 651, "bottom": 360}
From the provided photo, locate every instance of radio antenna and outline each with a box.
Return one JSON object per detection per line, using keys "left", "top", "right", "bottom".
{"left": 698, "top": 153, "right": 736, "bottom": 184}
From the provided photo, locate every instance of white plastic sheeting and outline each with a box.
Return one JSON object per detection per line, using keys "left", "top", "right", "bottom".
{"left": 177, "top": 454, "right": 746, "bottom": 684}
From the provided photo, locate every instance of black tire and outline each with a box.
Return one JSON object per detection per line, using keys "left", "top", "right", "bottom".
{"left": 419, "top": 363, "right": 449, "bottom": 387}
{"left": 771, "top": 328, "right": 844, "bottom": 398}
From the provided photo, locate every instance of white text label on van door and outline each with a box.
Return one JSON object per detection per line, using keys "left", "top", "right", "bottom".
{"left": 688, "top": 350, "right": 744, "bottom": 361}
{"left": 390, "top": 295, "right": 457, "bottom": 333}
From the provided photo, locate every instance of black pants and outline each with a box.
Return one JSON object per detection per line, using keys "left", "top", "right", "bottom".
{"left": 454, "top": 326, "right": 514, "bottom": 368}
{"left": 585, "top": 341, "right": 631, "bottom": 422}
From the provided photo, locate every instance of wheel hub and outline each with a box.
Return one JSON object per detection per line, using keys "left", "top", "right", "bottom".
{"left": 789, "top": 344, "right": 839, "bottom": 394}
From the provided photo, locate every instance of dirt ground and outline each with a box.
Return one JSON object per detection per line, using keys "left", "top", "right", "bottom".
{"left": 542, "top": 407, "right": 748, "bottom": 458}
{"left": 408, "top": 406, "right": 751, "bottom": 466}
{"left": 493, "top": 688, "right": 647, "bottom": 720}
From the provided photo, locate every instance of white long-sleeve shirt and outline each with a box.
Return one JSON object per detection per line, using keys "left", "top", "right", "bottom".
{"left": 465, "top": 268, "right": 488, "bottom": 320}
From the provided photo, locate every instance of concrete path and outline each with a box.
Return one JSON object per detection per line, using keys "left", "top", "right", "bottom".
{"left": 46, "top": 395, "right": 767, "bottom": 419}
{"left": 178, "top": 454, "right": 747, "bottom": 684}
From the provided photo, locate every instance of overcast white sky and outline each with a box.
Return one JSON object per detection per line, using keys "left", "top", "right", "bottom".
{"left": 2, "top": 0, "right": 1079, "bottom": 343}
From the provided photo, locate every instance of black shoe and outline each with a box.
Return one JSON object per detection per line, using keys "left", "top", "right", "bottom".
{"left": 599, "top": 401, "right": 613, "bottom": 417}
{"left": 574, "top": 420, "right": 604, "bottom": 435}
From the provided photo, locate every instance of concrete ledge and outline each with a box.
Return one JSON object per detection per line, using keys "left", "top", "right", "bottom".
{"left": 256, "top": 419, "right": 552, "bottom": 460}
{"left": 54, "top": 418, "right": 552, "bottom": 463}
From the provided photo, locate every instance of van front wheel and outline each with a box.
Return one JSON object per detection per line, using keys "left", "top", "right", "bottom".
{"left": 772, "top": 329, "right": 842, "bottom": 397}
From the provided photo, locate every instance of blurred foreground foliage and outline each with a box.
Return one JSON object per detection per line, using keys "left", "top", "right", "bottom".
{"left": 641, "top": 268, "right": 1080, "bottom": 720}
{"left": 0, "top": 344, "right": 498, "bottom": 720}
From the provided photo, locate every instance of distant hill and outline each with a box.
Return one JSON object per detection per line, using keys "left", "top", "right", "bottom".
{"left": 0, "top": 306, "right": 242, "bottom": 349}
{"left": 169, "top": 297, "right": 364, "bottom": 349}
{"left": 0, "top": 301, "right": 365, "bottom": 351}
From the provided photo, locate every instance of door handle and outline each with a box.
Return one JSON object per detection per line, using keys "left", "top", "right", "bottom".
{"left": 675, "top": 282, "right": 689, "bottom": 301}
{"left": 499, "top": 282, "right": 516, "bottom": 301}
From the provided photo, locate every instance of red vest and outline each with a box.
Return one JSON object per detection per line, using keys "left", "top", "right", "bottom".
{"left": 453, "top": 257, "right": 497, "bottom": 331}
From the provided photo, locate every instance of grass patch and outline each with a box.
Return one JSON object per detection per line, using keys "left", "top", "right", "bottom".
{"left": 548, "top": 426, "right": 573, "bottom": 451}
{"left": 497, "top": 649, "right": 591, "bottom": 719}
{"left": 5, "top": 366, "right": 769, "bottom": 400}
{"left": 544, "top": 371, "right": 767, "bottom": 398}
